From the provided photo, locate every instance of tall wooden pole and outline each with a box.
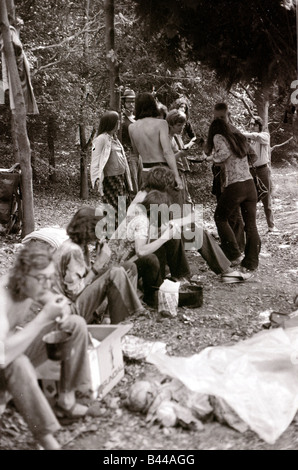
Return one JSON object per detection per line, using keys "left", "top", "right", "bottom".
{"left": 5, "top": 0, "right": 19, "bottom": 162}
{"left": 104, "top": 0, "right": 120, "bottom": 111}
{"left": 0, "top": 0, "right": 35, "bottom": 236}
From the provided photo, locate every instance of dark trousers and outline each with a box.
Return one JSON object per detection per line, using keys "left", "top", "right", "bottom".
{"left": 213, "top": 164, "right": 245, "bottom": 252}
{"left": 127, "top": 155, "right": 143, "bottom": 196}
{"left": 154, "top": 238, "right": 190, "bottom": 280}
{"left": 251, "top": 165, "right": 274, "bottom": 229}
{"left": 135, "top": 254, "right": 162, "bottom": 307}
{"left": 214, "top": 179, "right": 261, "bottom": 270}
{"left": 135, "top": 239, "right": 190, "bottom": 307}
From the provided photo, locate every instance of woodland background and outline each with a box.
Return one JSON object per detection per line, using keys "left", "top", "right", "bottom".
{"left": 0, "top": 0, "right": 298, "bottom": 452}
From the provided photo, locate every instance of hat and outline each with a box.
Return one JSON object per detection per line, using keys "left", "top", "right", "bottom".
{"left": 22, "top": 227, "right": 69, "bottom": 250}
{"left": 122, "top": 89, "right": 136, "bottom": 100}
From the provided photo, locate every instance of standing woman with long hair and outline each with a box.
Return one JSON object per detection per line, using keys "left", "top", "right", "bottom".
{"left": 90, "top": 110, "right": 133, "bottom": 228}
{"left": 206, "top": 118, "right": 261, "bottom": 273}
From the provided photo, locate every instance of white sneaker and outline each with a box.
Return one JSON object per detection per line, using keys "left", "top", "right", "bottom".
{"left": 221, "top": 269, "right": 254, "bottom": 283}
{"left": 268, "top": 226, "right": 280, "bottom": 233}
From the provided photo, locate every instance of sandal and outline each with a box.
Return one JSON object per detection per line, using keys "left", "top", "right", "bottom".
{"left": 54, "top": 402, "right": 104, "bottom": 423}
{"left": 54, "top": 402, "right": 88, "bottom": 423}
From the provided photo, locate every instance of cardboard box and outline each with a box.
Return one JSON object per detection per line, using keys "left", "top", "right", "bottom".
{"left": 36, "top": 323, "right": 132, "bottom": 400}
{"left": 86, "top": 324, "right": 132, "bottom": 399}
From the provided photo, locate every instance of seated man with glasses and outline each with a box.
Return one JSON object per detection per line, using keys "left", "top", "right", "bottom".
{"left": 0, "top": 243, "right": 95, "bottom": 450}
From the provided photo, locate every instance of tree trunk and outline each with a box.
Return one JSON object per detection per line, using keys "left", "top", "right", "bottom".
{"left": 79, "top": 0, "right": 90, "bottom": 200}
{"left": 47, "top": 114, "right": 56, "bottom": 182}
{"left": 6, "top": 0, "right": 19, "bottom": 163}
{"left": 5, "top": 0, "right": 15, "bottom": 21}
{"left": 104, "top": 0, "right": 120, "bottom": 111}
{"left": 10, "top": 112, "right": 20, "bottom": 161}
{"left": 79, "top": 124, "right": 89, "bottom": 199}
{"left": 254, "top": 86, "right": 270, "bottom": 132}
{"left": 0, "top": 0, "right": 34, "bottom": 236}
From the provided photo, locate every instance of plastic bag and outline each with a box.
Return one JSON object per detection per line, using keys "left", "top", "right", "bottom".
{"left": 147, "top": 326, "right": 298, "bottom": 444}
{"left": 158, "top": 279, "right": 180, "bottom": 317}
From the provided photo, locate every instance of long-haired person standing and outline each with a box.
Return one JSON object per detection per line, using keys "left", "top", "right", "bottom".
{"left": 90, "top": 110, "right": 133, "bottom": 228}
{"left": 206, "top": 118, "right": 261, "bottom": 273}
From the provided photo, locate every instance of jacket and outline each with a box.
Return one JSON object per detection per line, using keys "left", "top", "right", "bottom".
{"left": 90, "top": 132, "right": 133, "bottom": 196}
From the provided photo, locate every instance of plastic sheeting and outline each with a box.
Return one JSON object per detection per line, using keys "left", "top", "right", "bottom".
{"left": 147, "top": 326, "right": 298, "bottom": 444}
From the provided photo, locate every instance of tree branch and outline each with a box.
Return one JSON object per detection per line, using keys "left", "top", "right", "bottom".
{"left": 29, "top": 26, "right": 104, "bottom": 51}
{"left": 34, "top": 59, "right": 65, "bottom": 74}
{"left": 229, "top": 90, "right": 255, "bottom": 117}
{"left": 239, "top": 83, "right": 255, "bottom": 102}
{"left": 271, "top": 136, "right": 293, "bottom": 152}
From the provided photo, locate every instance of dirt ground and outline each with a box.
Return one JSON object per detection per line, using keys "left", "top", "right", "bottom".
{"left": 0, "top": 161, "right": 297, "bottom": 451}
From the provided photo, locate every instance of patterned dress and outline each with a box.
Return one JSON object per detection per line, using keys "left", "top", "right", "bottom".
{"left": 102, "top": 137, "right": 131, "bottom": 228}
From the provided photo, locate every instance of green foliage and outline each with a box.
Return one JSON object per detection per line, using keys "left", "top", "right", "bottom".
{"left": 132, "top": 0, "right": 297, "bottom": 91}
{"left": 0, "top": 0, "right": 292, "bottom": 190}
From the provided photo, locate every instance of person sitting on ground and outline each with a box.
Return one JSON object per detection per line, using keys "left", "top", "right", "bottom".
{"left": 109, "top": 189, "right": 190, "bottom": 307}
{"left": 54, "top": 206, "right": 145, "bottom": 324}
{"left": 128, "top": 92, "right": 183, "bottom": 189}
{"left": 0, "top": 243, "right": 94, "bottom": 450}
{"left": 115, "top": 166, "right": 253, "bottom": 284}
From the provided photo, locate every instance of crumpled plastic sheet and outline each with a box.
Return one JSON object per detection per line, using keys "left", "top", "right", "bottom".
{"left": 122, "top": 335, "right": 167, "bottom": 361}
{"left": 147, "top": 326, "right": 298, "bottom": 444}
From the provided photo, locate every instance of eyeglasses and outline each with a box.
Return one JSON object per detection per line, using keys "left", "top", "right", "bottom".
{"left": 27, "top": 273, "right": 57, "bottom": 286}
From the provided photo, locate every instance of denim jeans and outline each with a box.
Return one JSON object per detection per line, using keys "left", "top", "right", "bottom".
{"left": 75, "top": 265, "right": 143, "bottom": 324}
{"left": 1, "top": 315, "right": 90, "bottom": 438}
{"left": 214, "top": 179, "right": 261, "bottom": 270}
{"left": 252, "top": 165, "right": 275, "bottom": 228}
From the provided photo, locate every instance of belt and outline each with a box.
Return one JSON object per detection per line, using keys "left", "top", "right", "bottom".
{"left": 142, "top": 162, "right": 168, "bottom": 169}
{"left": 255, "top": 163, "right": 268, "bottom": 169}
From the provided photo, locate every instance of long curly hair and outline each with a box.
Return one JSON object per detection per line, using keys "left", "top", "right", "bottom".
{"left": 206, "top": 118, "right": 248, "bottom": 159}
{"left": 67, "top": 206, "right": 105, "bottom": 247}
{"left": 170, "top": 97, "right": 190, "bottom": 117}
{"left": 142, "top": 166, "right": 176, "bottom": 192}
{"left": 7, "top": 243, "right": 53, "bottom": 301}
{"left": 166, "top": 109, "right": 187, "bottom": 127}
{"left": 141, "top": 189, "right": 174, "bottom": 229}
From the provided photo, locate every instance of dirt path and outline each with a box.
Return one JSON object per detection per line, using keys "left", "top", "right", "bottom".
{"left": 0, "top": 166, "right": 297, "bottom": 450}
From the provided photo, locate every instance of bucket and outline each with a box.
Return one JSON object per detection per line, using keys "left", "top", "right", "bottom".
{"left": 42, "top": 330, "right": 72, "bottom": 361}
{"left": 178, "top": 284, "right": 203, "bottom": 308}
